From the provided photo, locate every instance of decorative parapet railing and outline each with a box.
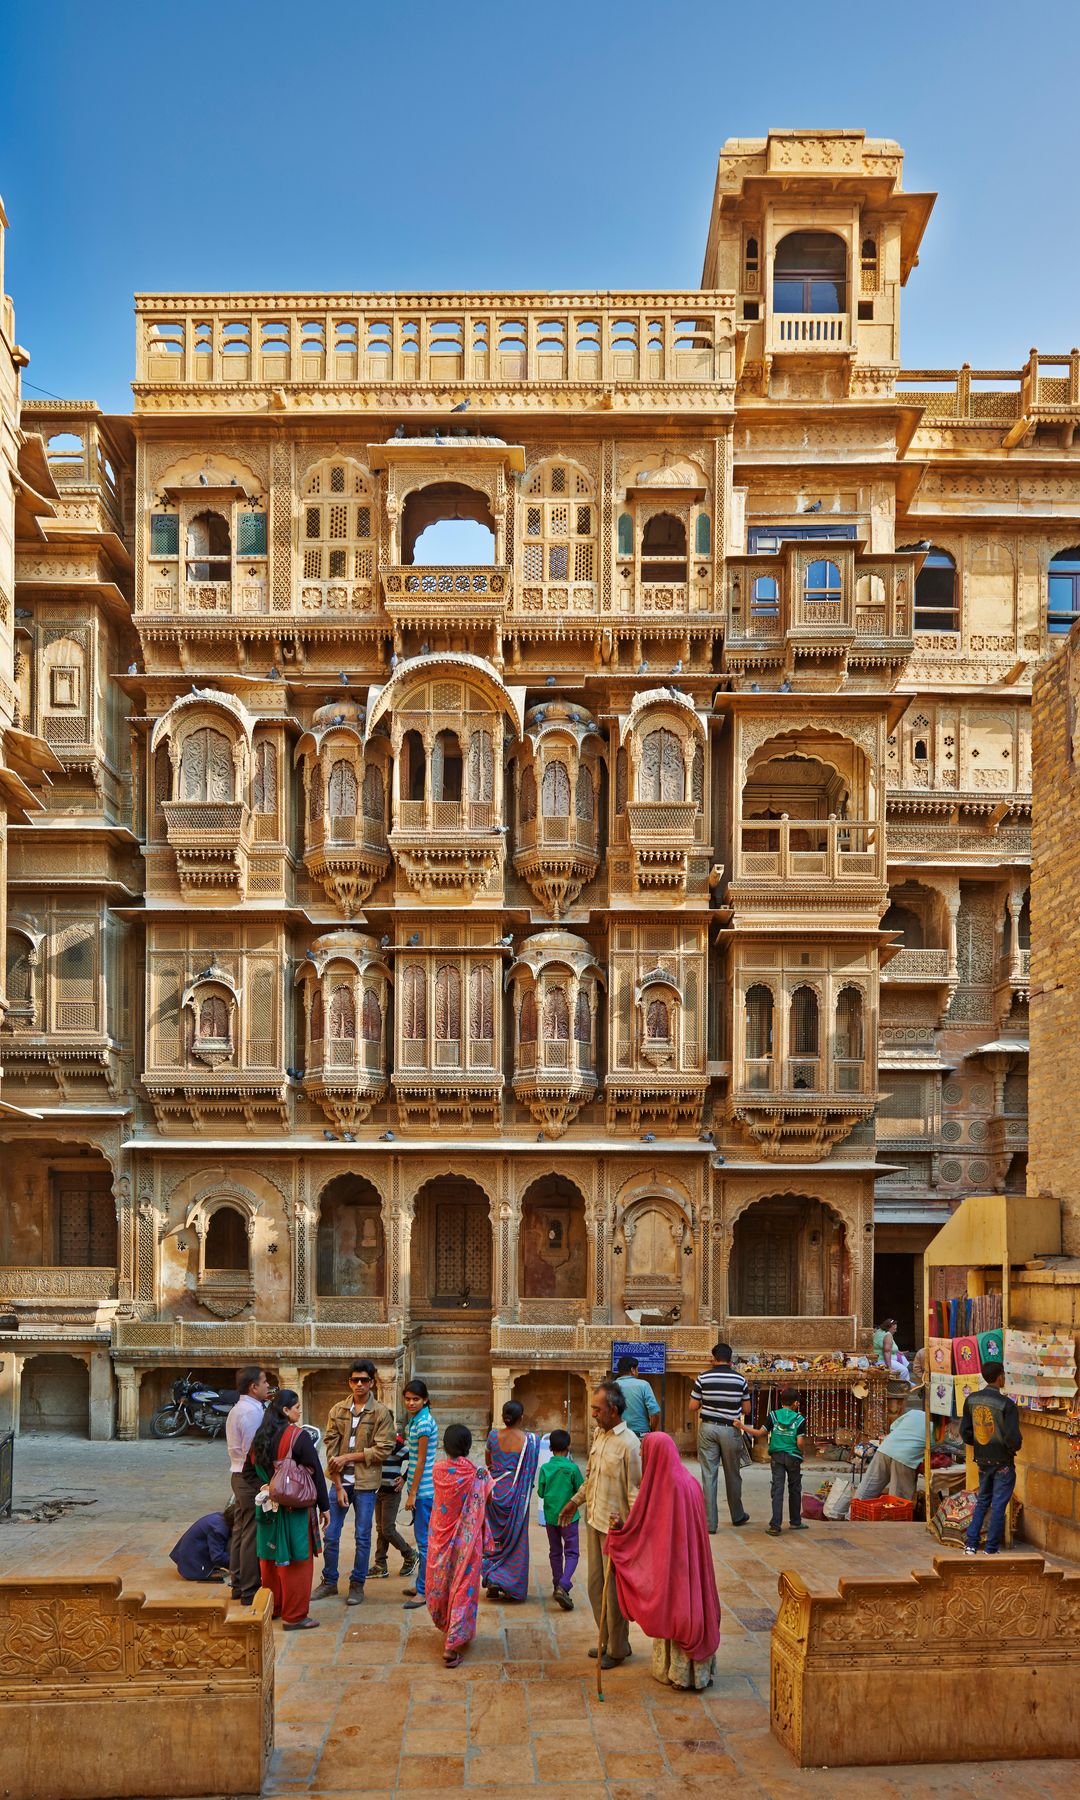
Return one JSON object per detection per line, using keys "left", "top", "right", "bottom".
{"left": 771, "top": 313, "right": 851, "bottom": 350}
{"left": 112, "top": 1319, "right": 403, "bottom": 1356}
{"left": 382, "top": 565, "right": 509, "bottom": 621}
{"left": 735, "top": 818, "right": 885, "bottom": 884}
{"left": 881, "top": 947, "right": 951, "bottom": 982}
{"left": 897, "top": 352, "right": 1080, "bottom": 429}
{"left": 491, "top": 1320, "right": 715, "bottom": 1359}
{"left": 0, "top": 1266, "right": 119, "bottom": 1301}
{"left": 135, "top": 293, "right": 737, "bottom": 396}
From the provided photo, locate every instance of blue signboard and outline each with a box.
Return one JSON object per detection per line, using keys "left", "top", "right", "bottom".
{"left": 611, "top": 1339, "right": 667, "bottom": 1376}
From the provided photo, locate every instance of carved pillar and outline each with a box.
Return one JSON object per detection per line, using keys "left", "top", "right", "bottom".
{"left": 1006, "top": 887, "right": 1026, "bottom": 983}
{"left": 491, "top": 1365, "right": 514, "bottom": 1420}
{"left": 386, "top": 1186, "right": 414, "bottom": 1329}
{"left": 89, "top": 1350, "right": 115, "bottom": 1441}
{"left": 116, "top": 1366, "right": 141, "bottom": 1441}
{"left": 376, "top": 1363, "right": 399, "bottom": 1415}
{"left": 0, "top": 1354, "right": 20, "bottom": 1436}
{"left": 589, "top": 1198, "right": 608, "bottom": 1324}
{"left": 939, "top": 879, "right": 962, "bottom": 984}
{"left": 115, "top": 1173, "right": 134, "bottom": 1309}
{"left": 136, "top": 1182, "right": 157, "bottom": 1316}
{"left": 277, "top": 1364, "right": 301, "bottom": 1408}
{"left": 490, "top": 1189, "right": 521, "bottom": 1324}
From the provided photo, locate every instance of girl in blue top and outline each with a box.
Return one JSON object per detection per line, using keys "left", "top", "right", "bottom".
{"left": 403, "top": 1378, "right": 437, "bottom": 1608}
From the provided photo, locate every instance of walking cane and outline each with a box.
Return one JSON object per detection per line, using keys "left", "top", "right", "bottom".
{"left": 596, "top": 1555, "right": 612, "bottom": 1702}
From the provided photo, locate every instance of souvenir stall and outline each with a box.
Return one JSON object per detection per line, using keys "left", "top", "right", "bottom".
{"left": 735, "top": 1353, "right": 891, "bottom": 1453}
{"left": 922, "top": 1193, "right": 1063, "bottom": 1543}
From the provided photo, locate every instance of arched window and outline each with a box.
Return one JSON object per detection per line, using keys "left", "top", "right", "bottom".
{"left": 773, "top": 231, "right": 847, "bottom": 314}
{"left": 198, "top": 994, "right": 230, "bottom": 1041}
{"left": 186, "top": 510, "right": 231, "bottom": 582}
{"left": 252, "top": 741, "right": 277, "bottom": 814}
{"left": 575, "top": 763, "right": 594, "bottom": 822}
{"left": 361, "top": 988, "right": 382, "bottom": 1042}
{"left": 204, "top": 1205, "right": 248, "bottom": 1272}
{"left": 401, "top": 966, "right": 426, "bottom": 1040}
{"left": 1048, "top": 547, "right": 1080, "bottom": 636}
{"left": 790, "top": 986, "right": 819, "bottom": 1085}
{"left": 752, "top": 575, "right": 780, "bottom": 616}
{"left": 834, "top": 987, "right": 864, "bottom": 1090}
{"left": 467, "top": 730, "right": 494, "bottom": 804}
{"left": 639, "top": 728, "right": 685, "bottom": 803}
{"left": 645, "top": 996, "right": 671, "bottom": 1040}
{"left": 521, "top": 461, "right": 596, "bottom": 590}
{"left": 179, "top": 727, "right": 235, "bottom": 803}
{"left": 574, "top": 988, "right": 591, "bottom": 1043}
{"left": 519, "top": 765, "right": 537, "bottom": 826}
{"left": 882, "top": 902, "right": 924, "bottom": 949}
{"left": 435, "top": 965, "right": 461, "bottom": 1041}
{"left": 641, "top": 512, "right": 687, "bottom": 584}
{"left": 804, "top": 560, "right": 841, "bottom": 606}
{"left": 542, "top": 760, "right": 571, "bottom": 817}
{"left": 432, "top": 731, "right": 462, "bottom": 803}
{"left": 307, "top": 762, "right": 324, "bottom": 823}
{"left": 403, "top": 730, "right": 426, "bottom": 803}
{"left": 328, "top": 760, "right": 358, "bottom": 817}
{"left": 301, "top": 461, "right": 374, "bottom": 586}
{"left": 542, "top": 985, "right": 569, "bottom": 1042}
{"left": 328, "top": 984, "right": 356, "bottom": 1039}
{"left": 361, "top": 762, "right": 384, "bottom": 821}
{"left": 914, "top": 547, "right": 959, "bottom": 633}
{"left": 469, "top": 966, "right": 493, "bottom": 1040}
{"left": 5, "top": 933, "right": 33, "bottom": 1016}
{"left": 310, "top": 989, "right": 324, "bottom": 1041}
{"left": 744, "top": 985, "right": 774, "bottom": 1088}
{"left": 519, "top": 990, "right": 537, "bottom": 1043}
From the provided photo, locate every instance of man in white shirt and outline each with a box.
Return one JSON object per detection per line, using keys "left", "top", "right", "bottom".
{"left": 226, "top": 1365, "right": 271, "bottom": 1604}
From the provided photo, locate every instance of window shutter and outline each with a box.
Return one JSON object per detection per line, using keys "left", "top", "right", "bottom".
{"left": 150, "top": 513, "right": 179, "bottom": 557}
{"left": 237, "top": 511, "right": 267, "bottom": 556}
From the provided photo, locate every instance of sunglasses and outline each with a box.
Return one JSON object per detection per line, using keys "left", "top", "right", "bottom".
{"left": 349, "top": 1374, "right": 373, "bottom": 1385}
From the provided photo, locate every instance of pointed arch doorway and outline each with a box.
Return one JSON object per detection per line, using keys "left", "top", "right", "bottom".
{"left": 411, "top": 1176, "right": 492, "bottom": 1312}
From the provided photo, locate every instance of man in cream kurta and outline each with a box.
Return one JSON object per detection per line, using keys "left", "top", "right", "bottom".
{"left": 559, "top": 1380, "right": 641, "bottom": 1666}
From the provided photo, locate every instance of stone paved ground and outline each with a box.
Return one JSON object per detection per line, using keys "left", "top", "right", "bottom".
{"left": 3, "top": 1437, "right": 1080, "bottom": 1798}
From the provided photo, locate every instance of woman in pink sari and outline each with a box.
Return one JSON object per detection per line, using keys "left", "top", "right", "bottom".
{"left": 426, "top": 1424, "right": 493, "bottom": 1668}
{"left": 605, "top": 1431, "right": 721, "bottom": 1690}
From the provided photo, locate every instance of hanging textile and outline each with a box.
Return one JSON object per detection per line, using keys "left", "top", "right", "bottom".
{"left": 977, "top": 1328, "right": 1004, "bottom": 1365}
{"left": 951, "top": 1336, "right": 981, "bottom": 1378}
{"left": 929, "top": 1374, "right": 954, "bottom": 1417}
{"left": 954, "top": 1373, "right": 983, "bottom": 1414}
{"left": 927, "top": 1339, "right": 952, "bottom": 1378}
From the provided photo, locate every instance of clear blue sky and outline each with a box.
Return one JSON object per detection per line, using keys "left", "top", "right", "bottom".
{"left": 2, "top": 0, "right": 1077, "bottom": 414}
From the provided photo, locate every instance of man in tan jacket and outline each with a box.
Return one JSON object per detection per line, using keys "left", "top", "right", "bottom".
{"left": 312, "top": 1359, "right": 395, "bottom": 1606}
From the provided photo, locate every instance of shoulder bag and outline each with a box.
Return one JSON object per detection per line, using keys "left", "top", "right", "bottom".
{"left": 268, "top": 1422, "right": 318, "bottom": 1510}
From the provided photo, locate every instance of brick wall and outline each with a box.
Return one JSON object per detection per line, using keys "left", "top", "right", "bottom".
{"left": 1030, "top": 627, "right": 1080, "bottom": 1253}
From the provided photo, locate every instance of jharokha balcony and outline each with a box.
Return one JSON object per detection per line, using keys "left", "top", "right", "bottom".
{"left": 161, "top": 799, "right": 252, "bottom": 900}
{"left": 735, "top": 816, "right": 885, "bottom": 886}
{"left": 725, "top": 540, "right": 918, "bottom": 684}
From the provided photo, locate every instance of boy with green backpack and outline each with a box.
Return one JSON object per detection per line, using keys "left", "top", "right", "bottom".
{"left": 761, "top": 1386, "right": 809, "bottom": 1536}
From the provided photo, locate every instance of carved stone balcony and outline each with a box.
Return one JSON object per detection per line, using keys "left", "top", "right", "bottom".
{"left": 303, "top": 1038, "right": 388, "bottom": 1132}
{"left": 0, "top": 1265, "right": 119, "bottom": 1330}
{"left": 382, "top": 566, "right": 509, "bottom": 628}
{"left": 729, "top": 1087, "right": 877, "bottom": 1160}
{"left": 162, "top": 799, "right": 252, "bottom": 900}
{"left": 304, "top": 814, "right": 390, "bottom": 916}
{"left": 392, "top": 1046, "right": 503, "bottom": 1130}
{"left": 513, "top": 1037, "right": 598, "bottom": 1139}
{"left": 881, "top": 947, "right": 952, "bottom": 984}
{"left": 626, "top": 800, "right": 699, "bottom": 895}
{"left": 390, "top": 799, "right": 503, "bottom": 903}
{"left": 733, "top": 817, "right": 885, "bottom": 898}
{"left": 513, "top": 814, "right": 599, "bottom": 917}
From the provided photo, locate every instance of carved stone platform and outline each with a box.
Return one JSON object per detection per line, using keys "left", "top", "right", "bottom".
{"left": 0, "top": 1577, "right": 273, "bottom": 1798}
{"left": 771, "top": 1555, "right": 1080, "bottom": 1768}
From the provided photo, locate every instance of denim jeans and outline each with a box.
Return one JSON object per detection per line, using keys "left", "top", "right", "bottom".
{"left": 411, "top": 1491, "right": 433, "bottom": 1596}
{"left": 769, "top": 1451, "right": 803, "bottom": 1529}
{"left": 966, "top": 1461, "right": 1016, "bottom": 1554}
{"left": 322, "top": 1485, "right": 377, "bottom": 1586}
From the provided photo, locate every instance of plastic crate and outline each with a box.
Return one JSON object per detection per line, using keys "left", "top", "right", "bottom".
{"left": 850, "top": 1494, "right": 914, "bottom": 1522}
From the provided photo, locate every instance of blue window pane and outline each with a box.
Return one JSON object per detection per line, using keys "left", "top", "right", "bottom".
{"left": 809, "top": 280, "right": 844, "bottom": 313}
{"left": 150, "top": 514, "right": 179, "bottom": 558}
{"left": 617, "top": 512, "right": 633, "bottom": 557}
{"left": 695, "top": 514, "right": 711, "bottom": 556}
{"left": 773, "top": 279, "right": 804, "bottom": 313}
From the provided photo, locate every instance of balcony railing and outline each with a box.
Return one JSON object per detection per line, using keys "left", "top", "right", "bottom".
{"left": 394, "top": 800, "right": 497, "bottom": 833}
{"left": 136, "top": 295, "right": 736, "bottom": 392}
{"left": 383, "top": 565, "right": 509, "bottom": 620}
{"left": 896, "top": 352, "right": 1080, "bottom": 425}
{"left": 882, "top": 947, "right": 951, "bottom": 982}
{"left": 0, "top": 1266, "right": 119, "bottom": 1301}
{"left": 307, "top": 815, "right": 388, "bottom": 854}
{"left": 515, "top": 816, "right": 598, "bottom": 853}
{"left": 163, "top": 800, "right": 250, "bottom": 843}
{"left": 627, "top": 801, "right": 699, "bottom": 844}
{"left": 736, "top": 818, "right": 884, "bottom": 883}
{"left": 773, "top": 313, "right": 851, "bottom": 348}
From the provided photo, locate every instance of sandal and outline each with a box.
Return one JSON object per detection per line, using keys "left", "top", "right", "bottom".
{"left": 444, "top": 1650, "right": 463, "bottom": 1668}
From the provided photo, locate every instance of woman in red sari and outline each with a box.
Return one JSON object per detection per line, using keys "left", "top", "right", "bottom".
{"left": 426, "top": 1424, "right": 493, "bottom": 1668}
{"left": 605, "top": 1430, "right": 721, "bottom": 1690}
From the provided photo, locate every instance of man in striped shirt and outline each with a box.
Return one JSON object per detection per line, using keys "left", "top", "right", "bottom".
{"left": 689, "top": 1342, "right": 751, "bottom": 1532}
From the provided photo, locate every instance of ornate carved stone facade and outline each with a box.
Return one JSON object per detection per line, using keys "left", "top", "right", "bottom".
{"left": 0, "top": 130, "right": 1067, "bottom": 1436}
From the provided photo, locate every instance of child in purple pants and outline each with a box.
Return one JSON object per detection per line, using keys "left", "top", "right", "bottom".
{"left": 537, "top": 1430, "right": 583, "bottom": 1612}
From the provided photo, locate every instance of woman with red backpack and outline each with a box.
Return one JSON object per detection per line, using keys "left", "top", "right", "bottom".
{"left": 250, "top": 1389, "right": 330, "bottom": 1630}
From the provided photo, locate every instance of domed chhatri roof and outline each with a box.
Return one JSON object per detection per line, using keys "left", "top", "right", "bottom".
{"left": 296, "top": 929, "right": 390, "bottom": 981}
{"left": 150, "top": 687, "right": 255, "bottom": 753}
{"left": 508, "top": 929, "right": 604, "bottom": 982}
{"left": 312, "top": 696, "right": 365, "bottom": 730}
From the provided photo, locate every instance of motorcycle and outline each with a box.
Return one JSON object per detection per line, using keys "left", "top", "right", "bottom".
{"left": 149, "top": 1372, "right": 323, "bottom": 1446}
{"left": 150, "top": 1372, "right": 236, "bottom": 1439}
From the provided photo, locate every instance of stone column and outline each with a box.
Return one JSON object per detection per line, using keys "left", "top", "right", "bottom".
{"left": 376, "top": 1363, "right": 399, "bottom": 1416}
{"left": 0, "top": 1355, "right": 20, "bottom": 1436}
{"left": 89, "top": 1350, "right": 115, "bottom": 1441}
{"left": 491, "top": 1365, "right": 514, "bottom": 1420}
{"left": 116, "top": 1366, "right": 141, "bottom": 1441}
{"left": 386, "top": 1189, "right": 414, "bottom": 1331}
{"left": 277, "top": 1364, "right": 301, "bottom": 1403}
{"left": 490, "top": 1194, "right": 522, "bottom": 1324}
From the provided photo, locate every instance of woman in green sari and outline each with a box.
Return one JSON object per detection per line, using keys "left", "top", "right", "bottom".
{"left": 250, "top": 1390, "right": 330, "bottom": 1631}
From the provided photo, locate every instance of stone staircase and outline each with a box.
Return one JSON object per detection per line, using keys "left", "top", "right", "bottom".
{"left": 406, "top": 1321, "right": 493, "bottom": 1443}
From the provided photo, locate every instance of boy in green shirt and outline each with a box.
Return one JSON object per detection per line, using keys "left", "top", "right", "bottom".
{"left": 537, "top": 1429, "right": 584, "bottom": 1610}
{"left": 745, "top": 1385, "right": 810, "bottom": 1536}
